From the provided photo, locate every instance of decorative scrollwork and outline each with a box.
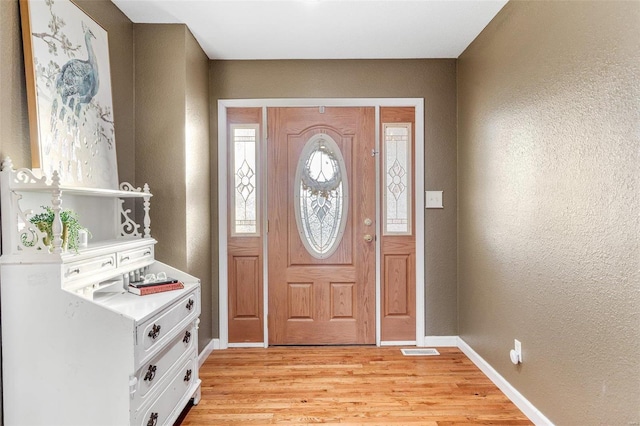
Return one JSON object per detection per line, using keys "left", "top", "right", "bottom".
{"left": 119, "top": 199, "right": 141, "bottom": 237}
{"left": 14, "top": 193, "right": 48, "bottom": 252}
{"left": 119, "top": 182, "right": 141, "bottom": 192}
{"left": 14, "top": 168, "right": 47, "bottom": 185}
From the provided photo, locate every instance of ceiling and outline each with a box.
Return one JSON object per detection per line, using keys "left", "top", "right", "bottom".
{"left": 112, "top": 0, "right": 508, "bottom": 60}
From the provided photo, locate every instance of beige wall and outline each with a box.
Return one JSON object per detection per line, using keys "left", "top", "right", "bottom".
{"left": 135, "top": 24, "right": 188, "bottom": 266}
{"left": 457, "top": 1, "right": 640, "bottom": 424}
{"left": 135, "top": 24, "right": 212, "bottom": 350}
{"left": 185, "top": 30, "right": 213, "bottom": 351}
{"left": 0, "top": 0, "right": 30, "bottom": 168}
{"left": 210, "top": 59, "right": 459, "bottom": 338}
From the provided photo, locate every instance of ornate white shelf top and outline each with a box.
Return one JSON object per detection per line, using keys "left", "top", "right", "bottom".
{"left": 1, "top": 157, "right": 152, "bottom": 198}
{"left": 0, "top": 156, "right": 153, "bottom": 255}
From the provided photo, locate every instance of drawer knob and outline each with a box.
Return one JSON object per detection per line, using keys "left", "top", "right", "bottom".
{"left": 186, "top": 299, "right": 194, "bottom": 311}
{"left": 146, "top": 412, "right": 158, "bottom": 426}
{"left": 101, "top": 259, "right": 113, "bottom": 267}
{"left": 144, "top": 250, "right": 151, "bottom": 256}
{"left": 143, "top": 364, "right": 157, "bottom": 382}
{"left": 183, "top": 330, "right": 191, "bottom": 344}
{"left": 148, "top": 324, "right": 161, "bottom": 340}
{"left": 120, "top": 256, "right": 130, "bottom": 262}
{"left": 184, "top": 369, "right": 192, "bottom": 382}
{"left": 68, "top": 268, "right": 80, "bottom": 276}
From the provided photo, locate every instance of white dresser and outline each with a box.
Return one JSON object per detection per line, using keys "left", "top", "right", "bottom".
{"left": 0, "top": 158, "right": 201, "bottom": 426}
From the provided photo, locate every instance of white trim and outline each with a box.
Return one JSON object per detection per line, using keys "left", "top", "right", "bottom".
{"left": 374, "top": 105, "right": 381, "bottom": 346}
{"left": 218, "top": 102, "right": 229, "bottom": 349}
{"left": 457, "top": 337, "right": 554, "bottom": 426}
{"left": 414, "top": 100, "right": 425, "bottom": 346}
{"left": 218, "top": 98, "right": 425, "bottom": 348}
{"left": 228, "top": 342, "right": 265, "bottom": 348}
{"left": 380, "top": 340, "right": 417, "bottom": 347}
{"left": 198, "top": 338, "right": 219, "bottom": 367}
{"left": 423, "top": 335, "right": 458, "bottom": 347}
{"left": 261, "top": 106, "right": 269, "bottom": 347}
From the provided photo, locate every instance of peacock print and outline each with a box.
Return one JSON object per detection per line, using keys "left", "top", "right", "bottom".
{"left": 54, "top": 22, "right": 99, "bottom": 120}
{"left": 28, "top": 0, "right": 118, "bottom": 189}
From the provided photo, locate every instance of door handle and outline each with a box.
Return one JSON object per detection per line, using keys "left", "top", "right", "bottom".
{"left": 363, "top": 234, "right": 374, "bottom": 243}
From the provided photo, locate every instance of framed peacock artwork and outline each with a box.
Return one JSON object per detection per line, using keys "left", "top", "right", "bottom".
{"left": 20, "top": 0, "right": 118, "bottom": 189}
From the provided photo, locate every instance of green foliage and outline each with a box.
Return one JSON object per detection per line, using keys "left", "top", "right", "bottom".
{"left": 29, "top": 206, "right": 87, "bottom": 252}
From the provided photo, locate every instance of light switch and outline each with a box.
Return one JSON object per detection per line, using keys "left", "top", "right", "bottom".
{"left": 425, "top": 191, "right": 443, "bottom": 208}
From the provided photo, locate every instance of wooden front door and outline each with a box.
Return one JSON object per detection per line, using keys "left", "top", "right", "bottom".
{"left": 267, "top": 107, "right": 376, "bottom": 345}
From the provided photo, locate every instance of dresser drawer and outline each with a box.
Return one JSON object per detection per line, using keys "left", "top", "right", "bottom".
{"left": 63, "top": 253, "right": 116, "bottom": 281}
{"left": 118, "top": 244, "right": 153, "bottom": 268}
{"left": 136, "top": 290, "right": 199, "bottom": 364}
{"left": 133, "top": 322, "right": 196, "bottom": 407}
{"left": 133, "top": 351, "right": 199, "bottom": 426}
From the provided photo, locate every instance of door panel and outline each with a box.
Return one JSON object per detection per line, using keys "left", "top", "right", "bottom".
{"left": 227, "top": 108, "right": 264, "bottom": 343}
{"left": 268, "top": 107, "right": 375, "bottom": 345}
{"left": 380, "top": 107, "right": 416, "bottom": 341}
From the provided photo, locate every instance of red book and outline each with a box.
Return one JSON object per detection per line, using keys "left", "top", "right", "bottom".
{"left": 127, "top": 282, "right": 184, "bottom": 296}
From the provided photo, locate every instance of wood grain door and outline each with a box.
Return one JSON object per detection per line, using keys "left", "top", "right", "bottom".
{"left": 268, "top": 107, "right": 376, "bottom": 345}
{"left": 227, "top": 108, "right": 264, "bottom": 343}
{"left": 379, "top": 107, "right": 416, "bottom": 341}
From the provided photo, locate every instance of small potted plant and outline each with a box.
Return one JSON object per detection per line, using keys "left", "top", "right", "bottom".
{"left": 27, "top": 206, "right": 88, "bottom": 252}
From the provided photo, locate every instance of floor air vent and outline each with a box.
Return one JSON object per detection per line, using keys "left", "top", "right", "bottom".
{"left": 401, "top": 348, "right": 440, "bottom": 356}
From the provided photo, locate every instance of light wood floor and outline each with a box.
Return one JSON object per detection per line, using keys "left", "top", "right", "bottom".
{"left": 179, "top": 346, "right": 532, "bottom": 425}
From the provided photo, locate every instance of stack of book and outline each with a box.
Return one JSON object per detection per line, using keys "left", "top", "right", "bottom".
{"left": 128, "top": 277, "right": 184, "bottom": 296}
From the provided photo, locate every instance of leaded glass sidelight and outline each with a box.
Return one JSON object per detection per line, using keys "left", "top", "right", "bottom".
{"left": 383, "top": 123, "right": 412, "bottom": 235}
{"left": 231, "top": 124, "right": 259, "bottom": 236}
{"left": 294, "top": 134, "right": 348, "bottom": 259}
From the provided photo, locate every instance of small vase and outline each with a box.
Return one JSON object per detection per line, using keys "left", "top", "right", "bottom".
{"left": 36, "top": 222, "right": 69, "bottom": 250}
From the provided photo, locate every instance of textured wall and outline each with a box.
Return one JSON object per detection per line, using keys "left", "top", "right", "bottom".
{"left": 185, "top": 30, "right": 213, "bottom": 351}
{"left": 135, "top": 24, "right": 212, "bottom": 351}
{"left": 210, "top": 59, "right": 458, "bottom": 338}
{"left": 134, "top": 25, "right": 188, "bottom": 268}
{"left": 75, "top": 0, "right": 135, "bottom": 185}
{"left": 0, "top": 0, "right": 30, "bottom": 168}
{"left": 457, "top": 1, "right": 640, "bottom": 424}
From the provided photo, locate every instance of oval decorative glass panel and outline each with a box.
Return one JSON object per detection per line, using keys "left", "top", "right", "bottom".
{"left": 294, "top": 134, "right": 349, "bottom": 259}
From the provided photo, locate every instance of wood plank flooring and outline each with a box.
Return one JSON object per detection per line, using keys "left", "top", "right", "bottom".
{"left": 180, "top": 346, "right": 532, "bottom": 425}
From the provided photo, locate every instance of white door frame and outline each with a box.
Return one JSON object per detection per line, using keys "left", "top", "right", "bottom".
{"left": 218, "top": 98, "right": 425, "bottom": 348}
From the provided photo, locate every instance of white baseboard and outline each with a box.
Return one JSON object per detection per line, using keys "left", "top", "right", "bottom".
{"left": 423, "top": 335, "right": 458, "bottom": 347}
{"left": 380, "top": 340, "right": 417, "bottom": 346}
{"left": 228, "top": 342, "right": 265, "bottom": 348}
{"left": 198, "top": 338, "right": 219, "bottom": 367}
{"left": 457, "top": 337, "right": 554, "bottom": 426}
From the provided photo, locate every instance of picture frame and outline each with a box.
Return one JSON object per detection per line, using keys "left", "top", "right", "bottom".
{"left": 20, "top": 0, "right": 119, "bottom": 189}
